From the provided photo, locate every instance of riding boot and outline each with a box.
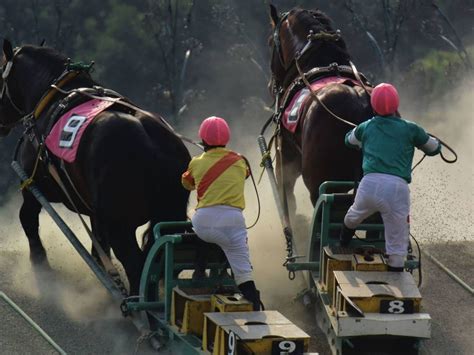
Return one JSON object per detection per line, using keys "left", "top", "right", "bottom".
{"left": 339, "top": 224, "right": 355, "bottom": 247}
{"left": 387, "top": 265, "right": 404, "bottom": 272}
{"left": 192, "top": 245, "right": 208, "bottom": 280}
{"left": 238, "top": 281, "right": 264, "bottom": 311}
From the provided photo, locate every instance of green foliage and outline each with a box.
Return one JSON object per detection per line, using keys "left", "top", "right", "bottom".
{"left": 400, "top": 45, "right": 473, "bottom": 112}
{"left": 0, "top": 0, "right": 472, "bottom": 204}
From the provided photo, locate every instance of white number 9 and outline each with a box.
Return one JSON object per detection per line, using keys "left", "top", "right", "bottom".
{"left": 227, "top": 331, "right": 236, "bottom": 355}
{"left": 279, "top": 340, "right": 296, "bottom": 354}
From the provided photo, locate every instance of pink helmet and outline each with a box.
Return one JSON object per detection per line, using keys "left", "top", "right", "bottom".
{"left": 371, "top": 83, "right": 399, "bottom": 116}
{"left": 198, "top": 116, "right": 230, "bottom": 146}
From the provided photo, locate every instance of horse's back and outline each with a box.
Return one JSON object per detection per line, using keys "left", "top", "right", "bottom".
{"left": 301, "top": 83, "right": 371, "bottom": 200}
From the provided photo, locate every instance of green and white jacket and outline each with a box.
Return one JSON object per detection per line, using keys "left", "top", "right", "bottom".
{"left": 345, "top": 115, "right": 441, "bottom": 183}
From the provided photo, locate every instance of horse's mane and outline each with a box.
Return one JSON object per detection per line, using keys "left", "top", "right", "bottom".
{"left": 13, "top": 45, "right": 96, "bottom": 109}
{"left": 293, "top": 8, "right": 333, "bottom": 31}
{"left": 290, "top": 8, "right": 351, "bottom": 65}
{"left": 19, "top": 45, "right": 68, "bottom": 75}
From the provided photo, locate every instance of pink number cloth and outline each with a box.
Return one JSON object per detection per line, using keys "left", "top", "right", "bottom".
{"left": 45, "top": 98, "right": 116, "bottom": 163}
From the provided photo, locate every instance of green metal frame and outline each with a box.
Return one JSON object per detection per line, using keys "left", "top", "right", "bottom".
{"left": 306, "top": 181, "right": 422, "bottom": 354}
{"left": 286, "top": 181, "right": 386, "bottom": 276}
{"left": 125, "top": 221, "right": 235, "bottom": 353}
{"left": 311, "top": 182, "right": 386, "bottom": 280}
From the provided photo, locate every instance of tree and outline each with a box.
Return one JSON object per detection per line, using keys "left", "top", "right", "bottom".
{"left": 143, "top": 0, "right": 198, "bottom": 123}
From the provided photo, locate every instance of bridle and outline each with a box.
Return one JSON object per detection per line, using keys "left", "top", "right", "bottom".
{"left": 270, "top": 10, "right": 342, "bottom": 99}
{"left": 272, "top": 11, "right": 290, "bottom": 71}
{"left": 267, "top": 10, "right": 370, "bottom": 132}
{"left": 0, "top": 47, "right": 28, "bottom": 128}
{"left": 0, "top": 47, "right": 83, "bottom": 131}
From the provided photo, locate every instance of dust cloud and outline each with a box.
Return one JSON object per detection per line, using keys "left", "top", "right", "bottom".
{"left": 182, "top": 75, "right": 474, "bottom": 310}
{"left": 0, "top": 198, "right": 135, "bottom": 353}
{"left": 182, "top": 97, "right": 313, "bottom": 309}
{"left": 1, "top": 199, "right": 110, "bottom": 315}
{"left": 0, "top": 76, "right": 471, "bottom": 353}
{"left": 407, "top": 76, "right": 473, "bottom": 244}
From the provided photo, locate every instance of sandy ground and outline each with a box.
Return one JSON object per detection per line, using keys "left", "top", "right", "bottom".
{"left": 0, "top": 202, "right": 473, "bottom": 354}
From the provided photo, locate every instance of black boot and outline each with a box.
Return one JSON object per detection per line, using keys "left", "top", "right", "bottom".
{"left": 238, "top": 281, "right": 263, "bottom": 311}
{"left": 387, "top": 265, "right": 404, "bottom": 272}
{"left": 339, "top": 224, "right": 355, "bottom": 247}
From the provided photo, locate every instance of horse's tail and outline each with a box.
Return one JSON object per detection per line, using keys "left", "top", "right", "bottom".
{"left": 139, "top": 115, "right": 191, "bottom": 254}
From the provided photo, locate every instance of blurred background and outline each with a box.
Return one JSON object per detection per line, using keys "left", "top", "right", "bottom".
{"left": 0, "top": 3, "right": 472, "bottom": 353}
{"left": 0, "top": 0, "right": 472, "bottom": 204}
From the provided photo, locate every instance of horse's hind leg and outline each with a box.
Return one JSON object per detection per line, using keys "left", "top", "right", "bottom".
{"left": 100, "top": 221, "right": 144, "bottom": 296}
{"left": 90, "top": 216, "right": 111, "bottom": 267}
{"left": 276, "top": 134, "right": 301, "bottom": 220}
{"left": 19, "top": 190, "right": 47, "bottom": 264}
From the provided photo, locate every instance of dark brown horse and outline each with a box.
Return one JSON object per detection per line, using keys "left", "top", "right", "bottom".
{"left": 0, "top": 40, "right": 190, "bottom": 295}
{"left": 268, "top": 6, "right": 373, "bottom": 208}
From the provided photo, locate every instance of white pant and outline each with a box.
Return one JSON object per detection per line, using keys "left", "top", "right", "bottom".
{"left": 192, "top": 205, "right": 253, "bottom": 285}
{"left": 344, "top": 173, "right": 410, "bottom": 268}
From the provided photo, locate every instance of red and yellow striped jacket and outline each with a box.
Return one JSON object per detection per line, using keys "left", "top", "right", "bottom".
{"left": 181, "top": 147, "right": 248, "bottom": 210}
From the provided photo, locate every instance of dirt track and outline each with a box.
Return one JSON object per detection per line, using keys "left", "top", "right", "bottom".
{"left": 1, "top": 118, "right": 472, "bottom": 353}
{"left": 1, "top": 214, "right": 473, "bottom": 354}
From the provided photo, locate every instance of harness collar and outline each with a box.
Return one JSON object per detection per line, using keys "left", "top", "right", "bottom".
{"left": 33, "top": 70, "right": 79, "bottom": 119}
{"left": 0, "top": 46, "right": 81, "bottom": 129}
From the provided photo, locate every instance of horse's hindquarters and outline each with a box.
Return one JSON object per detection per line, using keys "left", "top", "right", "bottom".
{"left": 300, "top": 84, "right": 369, "bottom": 202}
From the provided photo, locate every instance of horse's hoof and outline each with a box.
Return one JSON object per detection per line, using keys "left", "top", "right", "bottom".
{"left": 149, "top": 335, "right": 162, "bottom": 350}
{"left": 29, "top": 249, "right": 48, "bottom": 265}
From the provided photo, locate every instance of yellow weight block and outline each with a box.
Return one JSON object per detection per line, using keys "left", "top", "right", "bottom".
{"left": 326, "top": 258, "right": 352, "bottom": 302}
{"left": 203, "top": 311, "right": 310, "bottom": 355}
{"left": 171, "top": 287, "right": 212, "bottom": 336}
{"left": 333, "top": 271, "right": 423, "bottom": 314}
{"left": 210, "top": 294, "right": 253, "bottom": 313}
{"left": 352, "top": 253, "right": 387, "bottom": 271}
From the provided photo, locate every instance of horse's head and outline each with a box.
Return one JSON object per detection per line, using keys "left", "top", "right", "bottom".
{"left": 268, "top": 5, "right": 351, "bottom": 95}
{"left": 0, "top": 39, "right": 68, "bottom": 136}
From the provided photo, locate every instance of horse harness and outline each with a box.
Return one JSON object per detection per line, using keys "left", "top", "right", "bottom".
{"left": 263, "top": 17, "right": 374, "bottom": 168}
{"left": 266, "top": 13, "right": 373, "bottom": 271}
{"left": 1, "top": 47, "right": 28, "bottom": 120}
{"left": 2, "top": 53, "right": 188, "bottom": 297}
{"left": 268, "top": 11, "right": 373, "bottom": 137}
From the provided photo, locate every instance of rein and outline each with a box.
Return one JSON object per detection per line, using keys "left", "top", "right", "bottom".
{"left": 3, "top": 56, "right": 128, "bottom": 295}
{"left": 270, "top": 11, "right": 364, "bottom": 130}
{"left": 264, "top": 11, "right": 458, "bottom": 277}
{"left": 0, "top": 55, "right": 85, "bottom": 130}
{"left": 294, "top": 57, "right": 357, "bottom": 128}
{"left": 0, "top": 48, "right": 25, "bottom": 118}
{"left": 50, "top": 85, "right": 203, "bottom": 151}
{"left": 49, "top": 86, "right": 263, "bottom": 229}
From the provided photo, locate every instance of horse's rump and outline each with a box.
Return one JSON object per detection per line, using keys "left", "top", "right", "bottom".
{"left": 36, "top": 87, "right": 189, "bottom": 223}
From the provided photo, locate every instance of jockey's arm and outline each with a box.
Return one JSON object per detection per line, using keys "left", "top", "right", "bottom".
{"left": 419, "top": 135, "right": 441, "bottom": 156}
{"left": 413, "top": 124, "right": 441, "bottom": 156}
{"left": 181, "top": 170, "right": 195, "bottom": 190}
{"left": 345, "top": 126, "right": 363, "bottom": 150}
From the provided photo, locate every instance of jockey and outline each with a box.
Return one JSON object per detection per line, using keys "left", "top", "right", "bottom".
{"left": 341, "top": 83, "right": 441, "bottom": 271}
{"left": 181, "top": 116, "right": 262, "bottom": 310}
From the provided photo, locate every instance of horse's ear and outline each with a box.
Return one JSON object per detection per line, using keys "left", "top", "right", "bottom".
{"left": 269, "top": 4, "right": 279, "bottom": 27}
{"left": 3, "top": 39, "right": 14, "bottom": 61}
{"left": 39, "top": 39, "right": 46, "bottom": 46}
